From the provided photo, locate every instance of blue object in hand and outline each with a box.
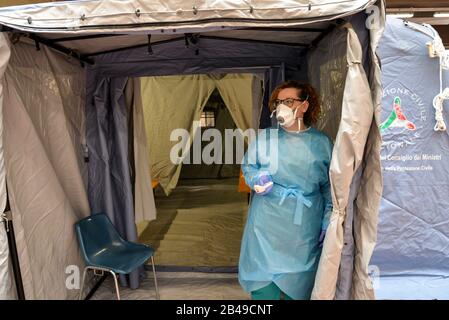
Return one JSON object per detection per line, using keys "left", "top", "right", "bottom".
{"left": 255, "top": 173, "right": 273, "bottom": 195}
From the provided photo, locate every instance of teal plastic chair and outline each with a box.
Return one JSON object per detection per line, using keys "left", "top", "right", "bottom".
{"left": 75, "top": 213, "right": 159, "bottom": 300}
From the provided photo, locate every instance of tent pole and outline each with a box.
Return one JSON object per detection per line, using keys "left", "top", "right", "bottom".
{"left": 199, "top": 35, "right": 309, "bottom": 47}
{"left": 39, "top": 27, "right": 326, "bottom": 44}
{"left": 4, "top": 211, "right": 25, "bottom": 300}
{"left": 28, "top": 34, "right": 94, "bottom": 66}
{"left": 87, "top": 36, "right": 186, "bottom": 57}
{"left": 0, "top": 26, "right": 94, "bottom": 66}
{"left": 87, "top": 34, "right": 308, "bottom": 57}
{"left": 47, "top": 33, "right": 128, "bottom": 43}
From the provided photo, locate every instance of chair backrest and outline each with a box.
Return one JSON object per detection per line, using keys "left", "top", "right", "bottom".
{"left": 75, "top": 213, "right": 124, "bottom": 263}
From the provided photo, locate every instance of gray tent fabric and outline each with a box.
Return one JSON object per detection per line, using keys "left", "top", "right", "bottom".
{"left": 90, "top": 38, "right": 302, "bottom": 79}
{"left": 260, "top": 66, "right": 286, "bottom": 129}
{"left": 86, "top": 76, "right": 142, "bottom": 289}
{"left": 333, "top": 12, "right": 380, "bottom": 300}
{"left": 0, "top": 33, "right": 14, "bottom": 300}
{"left": 311, "top": 14, "right": 383, "bottom": 299}
{"left": 350, "top": 0, "right": 384, "bottom": 300}
{"left": 309, "top": 25, "right": 351, "bottom": 299}
{"left": 3, "top": 39, "right": 90, "bottom": 299}
{"left": 307, "top": 18, "right": 368, "bottom": 300}
{"left": 308, "top": 27, "right": 348, "bottom": 141}
{"left": 124, "top": 78, "right": 157, "bottom": 223}
{"left": 309, "top": 10, "right": 378, "bottom": 300}
{"left": 371, "top": 17, "right": 449, "bottom": 299}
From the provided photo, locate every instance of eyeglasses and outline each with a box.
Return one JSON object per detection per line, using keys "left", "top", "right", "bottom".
{"left": 273, "top": 98, "right": 304, "bottom": 107}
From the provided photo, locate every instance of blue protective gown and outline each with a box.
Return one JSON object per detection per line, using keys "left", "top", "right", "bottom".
{"left": 238, "top": 126, "right": 333, "bottom": 300}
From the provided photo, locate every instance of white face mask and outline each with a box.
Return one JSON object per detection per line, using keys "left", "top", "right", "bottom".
{"left": 274, "top": 103, "right": 298, "bottom": 128}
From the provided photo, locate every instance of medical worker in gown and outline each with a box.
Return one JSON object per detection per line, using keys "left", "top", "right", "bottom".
{"left": 238, "top": 81, "right": 333, "bottom": 300}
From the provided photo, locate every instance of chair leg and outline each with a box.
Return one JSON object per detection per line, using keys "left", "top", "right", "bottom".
{"left": 109, "top": 270, "right": 121, "bottom": 300}
{"left": 79, "top": 266, "right": 90, "bottom": 300}
{"left": 151, "top": 256, "right": 160, "bottom": 300}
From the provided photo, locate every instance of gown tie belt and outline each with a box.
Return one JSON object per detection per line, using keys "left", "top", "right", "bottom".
{"left": 277, "top": 184, "right": 318, "bottom": 226}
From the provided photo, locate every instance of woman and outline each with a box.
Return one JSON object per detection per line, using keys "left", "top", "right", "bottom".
{"left": 238, "top": 80, "right": 333, "bottom": 300}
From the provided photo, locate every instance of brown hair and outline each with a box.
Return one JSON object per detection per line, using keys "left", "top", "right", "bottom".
{"left": 268, "top": 80, "right": 321, "bottom": 126}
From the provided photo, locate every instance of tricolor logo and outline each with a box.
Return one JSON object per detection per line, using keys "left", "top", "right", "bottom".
{"left": 380, "top": 96, "right": 416, "bottom": 132}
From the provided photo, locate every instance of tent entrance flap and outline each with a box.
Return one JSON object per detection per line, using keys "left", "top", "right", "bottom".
{"left": 180, "top": 89, "right": 242, "bottom": 180}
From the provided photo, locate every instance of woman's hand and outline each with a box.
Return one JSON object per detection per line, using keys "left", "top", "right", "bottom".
{"left": 254, "top": 173, "right": 273, "bottom": 195}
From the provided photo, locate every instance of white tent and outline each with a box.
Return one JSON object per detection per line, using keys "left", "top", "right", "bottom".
{"left": 0, "top": 0, "right": 385, "bottom": 299}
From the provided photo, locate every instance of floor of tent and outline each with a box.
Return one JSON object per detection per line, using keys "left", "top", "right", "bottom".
{"left": 93, "top": 177, "right": 250, "bottom": 299}
{"left": 137, "top": 178, "right": 248, "bottom": 267}
{"left": 92, "top": 271, "right": 250, "bottom": 300}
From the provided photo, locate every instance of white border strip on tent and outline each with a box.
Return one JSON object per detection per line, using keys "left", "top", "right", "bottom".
{"left": 0, "top": 32, "right": 14, "bottom": 300}
{"left": 0, "top": 0, "right": 377, "bottom": 33}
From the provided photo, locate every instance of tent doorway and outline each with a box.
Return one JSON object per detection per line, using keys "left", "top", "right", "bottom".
{"left": 137, "top": 87, "right": 250, "bottom": 270}
{"left": 132, "top": 84, "right": 251, "bottom": 300}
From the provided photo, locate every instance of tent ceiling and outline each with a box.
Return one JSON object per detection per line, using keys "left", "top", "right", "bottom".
{"left": 4, "top": 23, "right": 339, "bottom": 65}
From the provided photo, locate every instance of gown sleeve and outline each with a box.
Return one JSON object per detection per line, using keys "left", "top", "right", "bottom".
{"left": 320, "top": 136, "right": 334, "bottom": 231}
{"left": 241, "top": 133, "right": 266, "bottom": 190}
{"left": 242, "top": 134, "right": 270, "bottom": 190}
